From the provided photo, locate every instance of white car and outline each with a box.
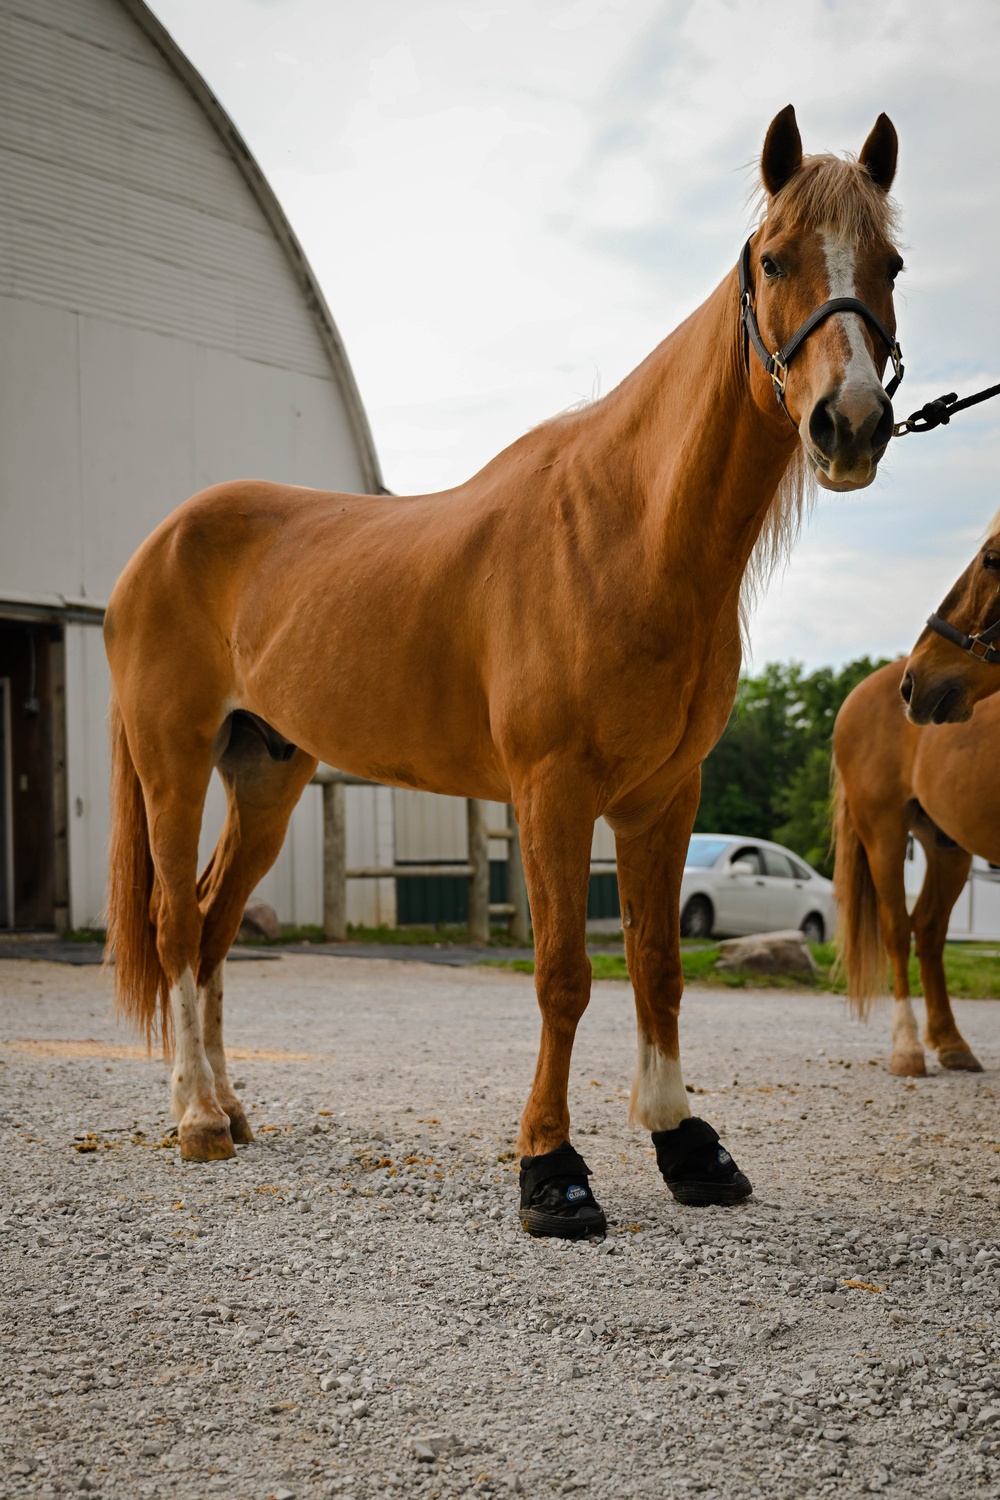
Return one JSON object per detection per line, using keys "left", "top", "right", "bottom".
{"left": 678, "top": 834, "right": 835, "bottom": 942}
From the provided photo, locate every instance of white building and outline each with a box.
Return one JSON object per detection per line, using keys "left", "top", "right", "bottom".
{"left": 0, "top": 0, "right": 397, "bottom": 930}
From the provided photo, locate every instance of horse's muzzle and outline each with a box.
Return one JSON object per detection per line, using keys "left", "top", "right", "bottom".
{"left": 807, "top": 385, "right": 893, "bottom": 490}
{"left": 900, "top": 671, "right": 974, "bottom": 726}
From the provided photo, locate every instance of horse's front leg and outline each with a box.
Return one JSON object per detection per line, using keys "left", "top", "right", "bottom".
{"left": 611, "top": 771, "right": 752, "bottom": 1207}
{"left": 514, "top": 775, "right": 606, "bottom": 1239}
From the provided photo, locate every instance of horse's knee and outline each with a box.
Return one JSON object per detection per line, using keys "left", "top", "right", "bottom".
{"left": 534, "top": 944, "right": 592, "bottom": 1026}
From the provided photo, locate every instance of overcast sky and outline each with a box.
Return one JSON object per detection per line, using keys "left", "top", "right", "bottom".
{"left": 151, "top": 0, "right": 1000, "bottom": 671}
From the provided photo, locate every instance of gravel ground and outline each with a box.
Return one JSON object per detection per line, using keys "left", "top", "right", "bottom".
{"left": 1, "top": 954, "right": 999, "bottom": 1500}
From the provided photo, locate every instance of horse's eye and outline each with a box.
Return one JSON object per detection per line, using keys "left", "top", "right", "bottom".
{"left": 888, "top": 255, "right": 904, "bottom": 284}
{"left": 760, "top": 256, "right": 780, "bottom": 279}
{"left": 983, "top": 553, "right": 1000, "bottom": 570}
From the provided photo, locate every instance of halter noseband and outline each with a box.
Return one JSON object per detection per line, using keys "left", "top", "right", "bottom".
{"left": 925, "top": 611, "right": 1000, "bottom": 666}
{"left": 738, "top": 237, "right": 904, "bottom": 426}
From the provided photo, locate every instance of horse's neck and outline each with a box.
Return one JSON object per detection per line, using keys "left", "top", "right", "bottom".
{"left": 598, "top": 272, "right": 798, "bottom": 593}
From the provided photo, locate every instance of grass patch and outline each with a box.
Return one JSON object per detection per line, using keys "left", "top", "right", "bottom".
{"left": 483, "top": 940, "right": 1000, "bottom": 997}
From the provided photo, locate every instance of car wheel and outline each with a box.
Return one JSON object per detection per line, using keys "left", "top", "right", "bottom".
{"left": 801, "top": 912, "right": 825, "bottom": 944}
{"left": 681, "top": 895, "right": 713, "bottom": 940}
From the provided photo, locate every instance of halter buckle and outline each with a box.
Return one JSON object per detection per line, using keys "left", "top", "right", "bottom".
{"left": 770, "top": 357, "right": 788, "bottom": 397}
{"left": 969, "top": 637, "right": 993, "bottom": 661}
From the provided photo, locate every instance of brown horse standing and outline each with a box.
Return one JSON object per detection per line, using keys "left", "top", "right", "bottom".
{"left": 106, "top": 106, "right": 904, "bottom": 1236}
{"left": 833, "top": 661, "right": 989, "bottom": 1076}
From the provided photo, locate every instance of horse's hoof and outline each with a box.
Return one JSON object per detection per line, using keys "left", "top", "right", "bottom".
{"left": 652, "top": 1117, "right": 753, "bottom": 1208}
{"left": 889, "top": 1051, "right": 926, "bottom": 1077}
{"left": 937, "top": 1048, "right": 984, "bottom": 1072}
{"left": 226, "top": 1108, "right": 254, "bottom": 1144}
{"left": 519, "top": 1142, "right": 607, "bottom": 1239}
{"left": 179, "top": 1122, "right": 236, "bottom": 1161}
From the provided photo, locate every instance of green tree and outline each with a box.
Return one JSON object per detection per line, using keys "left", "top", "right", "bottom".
{"left": 694, "top": 655, "right": 892, "bottom": 874}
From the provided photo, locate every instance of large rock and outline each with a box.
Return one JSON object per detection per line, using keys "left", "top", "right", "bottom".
{"left": 715, "top": 929, "right": 817, "bottom": 977}
{"left": 237, "top": 899, "right": 281, "bottom": 943}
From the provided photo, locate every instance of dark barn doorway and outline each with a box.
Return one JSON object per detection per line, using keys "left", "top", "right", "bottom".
{"left": 0, "top": 622, "right": 62, "bottom": 929}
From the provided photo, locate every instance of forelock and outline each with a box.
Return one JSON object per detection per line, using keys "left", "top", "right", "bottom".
{"left": 755, "top": 153, "right": 900, "bottom": 245}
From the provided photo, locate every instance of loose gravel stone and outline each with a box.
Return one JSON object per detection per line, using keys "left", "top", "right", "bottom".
{"left": 1, "top": 954, "right": 998, "bottom": 1499}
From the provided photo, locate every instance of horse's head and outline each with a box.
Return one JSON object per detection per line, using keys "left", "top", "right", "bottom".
{"left": 743, "top": 105, "right": 902, "bottom": 491}
{"left": 900, "top": 516, "right": 1000, "bottom": 724}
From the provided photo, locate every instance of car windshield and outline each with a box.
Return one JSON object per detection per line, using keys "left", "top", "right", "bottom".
{"left": 685, "top": 837, "right": 730, "bottom": 869}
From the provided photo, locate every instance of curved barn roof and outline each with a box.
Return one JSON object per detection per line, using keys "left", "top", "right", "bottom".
{"left": 119, "top": 0, "right": 385, "bottom": 495}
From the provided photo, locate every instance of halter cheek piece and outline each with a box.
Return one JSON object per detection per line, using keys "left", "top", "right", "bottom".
{"left": 925, "top": 611, "right": 1000, "bottom": 666}
{"left": 738, "top": 237, "right": 904, "bottom": 428}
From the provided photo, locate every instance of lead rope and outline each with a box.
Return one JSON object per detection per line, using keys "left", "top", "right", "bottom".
{"left": 892, "top": 380, "right": 1000, "bottom": 438}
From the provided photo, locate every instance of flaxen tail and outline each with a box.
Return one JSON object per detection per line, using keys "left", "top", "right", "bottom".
{"left": 831, "top": 757, "right": 887, "bottom": 1018}
{"left": 105, "top": 692, "right": 170, "bottom": 1050}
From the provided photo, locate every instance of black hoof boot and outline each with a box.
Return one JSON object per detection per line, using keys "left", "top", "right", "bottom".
{"left": 519, "top": 1142, "right": 608, "bottom": 1239}
{"left": 652, "top": 1117, "right": 752, "bottom": 1207}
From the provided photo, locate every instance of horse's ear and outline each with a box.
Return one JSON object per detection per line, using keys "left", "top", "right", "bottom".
{"left": 761, "top": 105, "right": 803, "bottom": 198}
{"left": 859, "top": 113, "right": 897, "bottom": 192}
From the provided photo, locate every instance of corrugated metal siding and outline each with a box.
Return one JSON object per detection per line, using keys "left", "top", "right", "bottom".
{"left": 0, "top": 1, "right": 331, "bottom": 377}
{"left": 0, "top": 0, "right": 381, "bottom": 926}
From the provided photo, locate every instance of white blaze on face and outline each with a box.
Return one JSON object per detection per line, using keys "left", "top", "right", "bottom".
{"left": 629, "top": 1037, "right": 691, "bottom": 1132}
{"left": 821, "top": 230, "right": 878, "bottom": 414}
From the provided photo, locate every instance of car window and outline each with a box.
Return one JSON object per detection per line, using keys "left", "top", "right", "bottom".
{"left": 762, "top": 849, "right": 796, "bottom": 879}
{"left": 685, "top": 837, "right": 731, "bottom": 868}
{"left": 730, "top": 846, "right": 762, "bottom": 874}
{"left": 789, "top": 858, "right": 812, "bottom": 880}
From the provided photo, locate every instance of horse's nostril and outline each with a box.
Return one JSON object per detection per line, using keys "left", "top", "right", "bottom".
{"left": 808, "top": 398, "right": 837, "bottom": 461}
{"left": 900, "top": 672, "right": 914, "bottom": 704}
{"left": 872, "top": 396, "right": 894, "bottom": 455}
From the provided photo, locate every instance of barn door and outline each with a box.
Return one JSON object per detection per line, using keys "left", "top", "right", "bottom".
{"left": 0, "top": 624, "right": 58, "bottom": 928}
{"left": 0, "top": 678, "right": 12, "bottom": 928}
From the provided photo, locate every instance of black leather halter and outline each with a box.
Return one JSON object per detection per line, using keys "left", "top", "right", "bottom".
{"left": 925, "top": 610, "right": 1000, "bottom": 666}
{"left": 738, "top": 237, "right": 904, "bottom": 426}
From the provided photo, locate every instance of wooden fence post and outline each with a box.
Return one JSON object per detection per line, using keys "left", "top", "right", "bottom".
{"left": 467, "top": 798, "right": 491, "bottom": 943}
{"left": 322, "top": 778, "right": 347, "bottom": 941}
{"left": 507, "top": 804, "right": 530, "bottom": 943}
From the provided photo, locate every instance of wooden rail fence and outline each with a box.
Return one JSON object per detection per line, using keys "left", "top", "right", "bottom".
{"left": 311, "top": 768, "right": 616, "bottom": 943}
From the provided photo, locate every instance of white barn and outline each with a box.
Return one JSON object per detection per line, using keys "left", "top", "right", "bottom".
{"left": 0, "top": 0, "right": 400, "bottom": 931}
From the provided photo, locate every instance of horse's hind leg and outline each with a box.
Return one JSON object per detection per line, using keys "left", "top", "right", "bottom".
{"left": 195, "top": 735, "right": 319, "bottom": 1140}
{"left": 860, "top": 811, "right": 924, "bottom": 1076}
{"left": 136, "top": 735, "right": 237, "bottom": 1161}
{"left": 611, "top": 770, "right": 751, "bottom": 1207}
{"left": 911, "top": 837, "right": 981, "bottom": 1071}
{"left": 198, "top": 964, "right": 252, "bottom": 1144}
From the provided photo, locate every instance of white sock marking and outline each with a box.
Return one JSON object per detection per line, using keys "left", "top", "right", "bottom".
{"left": 169, "top": 966, "right": 224, "bottom": 1126}
{"left": 629, "top": 1038, "right": 691, "bottom": 1132}
{"left": 891, "top": 995, "right": 923, "bottom": 1062}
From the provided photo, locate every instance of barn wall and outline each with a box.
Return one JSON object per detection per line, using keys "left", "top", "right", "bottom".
{"left": 0, "top": 0, "right": 382, "bottom": 928}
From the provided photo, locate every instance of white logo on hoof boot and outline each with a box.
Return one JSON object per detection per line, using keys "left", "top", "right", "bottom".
{"left": 566, "top": 1185, "right": 587, "bottom": 1202}
{"left": 717, "top": 1148, "right": 732, "bottom": 1166}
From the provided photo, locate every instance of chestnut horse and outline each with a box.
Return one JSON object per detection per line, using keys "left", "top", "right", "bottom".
{"left": 106, "top": 106, "right": 904, "bottom": 1236}
{"left": 901, "top": 509, "right": 1000, "bottom": 726}
{"left": 834, "top": 661, "right": 989, "bottom": 1076}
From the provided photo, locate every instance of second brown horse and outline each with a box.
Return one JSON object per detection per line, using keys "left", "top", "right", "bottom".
{"left": 834, "top": 661, "right": 990, "bottom": 1075}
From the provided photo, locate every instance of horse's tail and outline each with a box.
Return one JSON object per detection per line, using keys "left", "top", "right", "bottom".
{"left": 105, "top": 691, "right": 170, "bottom": 1050}
{"left": 831, "top": 756, "right": 886, "bottom": 1018}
